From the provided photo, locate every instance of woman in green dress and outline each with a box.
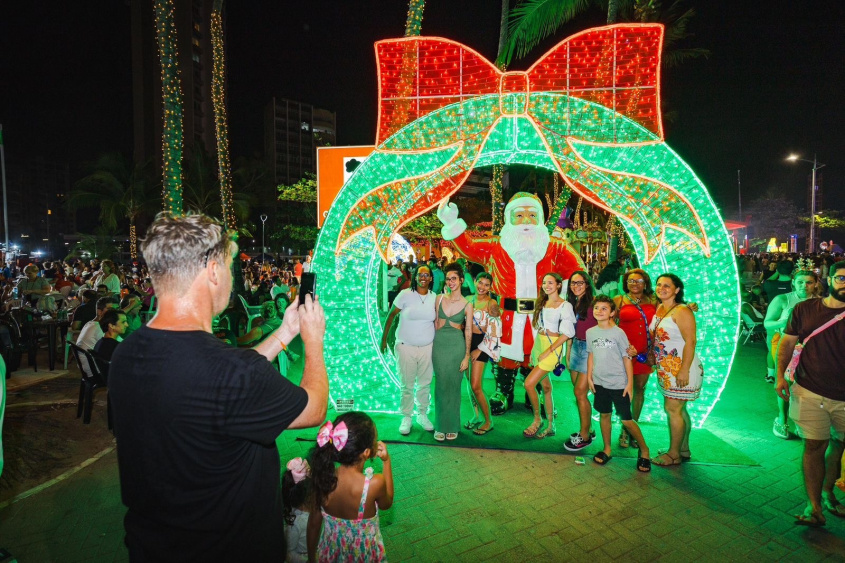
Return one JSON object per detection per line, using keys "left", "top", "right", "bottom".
{"left": 433, "top": 263, "right": 473, "bottom": 441}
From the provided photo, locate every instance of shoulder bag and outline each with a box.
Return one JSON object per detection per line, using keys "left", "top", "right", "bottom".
{"left": 784, "top": 311, "right": 845, "bottom": 382}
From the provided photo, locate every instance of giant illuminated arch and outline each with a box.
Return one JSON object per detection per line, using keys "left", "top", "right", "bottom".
{"left": 311, "top": 25, "right": 739, "bottom": 426}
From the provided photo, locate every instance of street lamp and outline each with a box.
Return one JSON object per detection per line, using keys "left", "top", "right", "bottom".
{"left": 787, "top": 154, "right": 826, "bottom": 253}
{"left": 260, "top": 214, "right": 268, "bottom": 268}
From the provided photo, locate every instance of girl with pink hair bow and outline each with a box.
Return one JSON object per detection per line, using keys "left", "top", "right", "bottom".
{"left": 307, "top": 412, "right": 394, "bottom": 562}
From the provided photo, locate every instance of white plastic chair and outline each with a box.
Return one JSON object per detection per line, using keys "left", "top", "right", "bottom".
{"left": 238, "top": 294, "right": 262, "bottom": 334}
{"left": 64, "top": 329, "right": 79, "bottom": 370}
{"left": 739, "top": 311, "right": 765, "bottom": 345}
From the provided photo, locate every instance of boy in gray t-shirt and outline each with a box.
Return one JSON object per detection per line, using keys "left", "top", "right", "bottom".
{"left": 586, "top": 295, "right": 651, "bottom": 472}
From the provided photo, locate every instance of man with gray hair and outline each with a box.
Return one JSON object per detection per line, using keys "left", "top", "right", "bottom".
{"left": 110, "top": 213, "right": 328, "bottom": 561}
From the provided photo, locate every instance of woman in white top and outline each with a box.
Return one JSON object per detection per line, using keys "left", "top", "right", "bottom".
{"left": 765, "top": 269, "right": 821, "bottom": 439}
{"left": 649, "top": 274, "right": 703, "bottom": 467}
{"left": 381, "top": 265, "right": 437, "bottom": 436}
{"left": 524, "top": 273, "right": 576, "bottom": 439}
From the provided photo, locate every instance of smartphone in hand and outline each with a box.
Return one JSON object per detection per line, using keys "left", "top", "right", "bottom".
{"left": 299, "top": 272, "right": 316, "bottom": 305}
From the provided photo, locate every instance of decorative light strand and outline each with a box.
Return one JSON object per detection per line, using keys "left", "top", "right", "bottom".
{"left": 154, "top": 0, "right": 184, "bottom": 214}
{"left": 211, "top": 1, "right": 237, "bottom": 229}
{"left": 310, "top": 25, "right": 738, "bottom": 426}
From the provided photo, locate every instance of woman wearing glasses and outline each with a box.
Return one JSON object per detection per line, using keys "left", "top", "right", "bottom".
{"left": 381, "top": 265, "right": 437, "bottom": 436}
{"left": 562, "top": 271, "right": 598, "bottom": 451}
{"left": 432, "top": 263, "right": 473, "bottom": 441}
{"left": 613, "top": 269, "right": 659, "bottom": 449}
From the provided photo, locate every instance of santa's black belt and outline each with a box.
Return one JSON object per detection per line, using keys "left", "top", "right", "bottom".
{"left": 503, "top": 298, "right": 536, "bottom": 314}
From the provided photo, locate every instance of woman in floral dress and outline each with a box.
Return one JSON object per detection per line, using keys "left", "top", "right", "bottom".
{"left": 649, "top": 273, "right": 703, "bottom": 467}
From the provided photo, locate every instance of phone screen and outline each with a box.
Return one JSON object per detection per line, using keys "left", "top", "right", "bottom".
{"left": 299, "top": 272, "right": 316, "bottom": 305}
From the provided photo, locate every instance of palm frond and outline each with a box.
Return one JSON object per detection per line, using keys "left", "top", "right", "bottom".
{"left": 498, "top": 0, "right": 592, "bottom": 66}
{"left": 662, "top": 47, "right": 709, "bottom": 68}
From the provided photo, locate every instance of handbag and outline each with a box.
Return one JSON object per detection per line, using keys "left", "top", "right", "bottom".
{"left": 784, "top": 312, "right": 845, "bottom": 382}
{"left": 631, "top": 301, "right": 653, "bottom": 365}
{"left": 646, "top": 304, "right": 677, "bottom": 367}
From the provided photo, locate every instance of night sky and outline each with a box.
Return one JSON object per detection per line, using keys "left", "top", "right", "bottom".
{"left": 2, "top": 0, "right": 844, "bottom": 220}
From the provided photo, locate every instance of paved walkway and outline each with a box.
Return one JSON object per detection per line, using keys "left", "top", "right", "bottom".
{"left": 2, "top": 342, "right": 845, "bottom": 561}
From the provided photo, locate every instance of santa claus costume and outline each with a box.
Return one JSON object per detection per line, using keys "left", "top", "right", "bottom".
{"left": 438, "top": 192, "right": 584, "bottom": 413}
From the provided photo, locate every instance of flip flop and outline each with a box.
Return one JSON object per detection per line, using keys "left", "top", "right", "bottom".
{"left": 637, "top": 455, "right": 652, "bottom": 473}
{"left": 463, "top": 419, "right": 481, "bottom": 430}
{"left": 651, "top": 452, "right": 681, "bottom": 467}
{"left": 473, "top": 425, "right": 494, "bottom": 436}
{"left": 593, "top": 452, "right": 612, "bottom": 465}
{"left": 795, "top": 509, "right": 826, "bottom": 527}
{"left": 823, "top": 499, "right": 845, "bottom": 518}
{"left": 658, "top": 449, "right": 691, "bottom": 463}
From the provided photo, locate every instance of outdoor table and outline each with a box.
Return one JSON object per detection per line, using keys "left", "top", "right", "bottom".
{"left": 23, "top": 317, "right": 71, "bottom": 371}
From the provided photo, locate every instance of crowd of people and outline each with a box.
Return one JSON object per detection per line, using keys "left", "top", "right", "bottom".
{"left": 7, "top": 221, "right": 845, "bottom": 561}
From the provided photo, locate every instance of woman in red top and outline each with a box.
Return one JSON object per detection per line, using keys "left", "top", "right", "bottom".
{"left": 613, "top": 269, "right": 657, "bottom": 449}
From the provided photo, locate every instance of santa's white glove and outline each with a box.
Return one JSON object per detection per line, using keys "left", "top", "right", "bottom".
{"left": 437, "top": 198, "right": 467, "bottom": 241}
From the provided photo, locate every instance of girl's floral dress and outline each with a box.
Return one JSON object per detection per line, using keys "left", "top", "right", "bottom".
{"left": 318, "top": 467, "right": 386, "bottom": 562}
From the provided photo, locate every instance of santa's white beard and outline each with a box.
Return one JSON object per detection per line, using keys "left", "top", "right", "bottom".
{"left": 500, "top": 222, "right": 550, "bottom": 264}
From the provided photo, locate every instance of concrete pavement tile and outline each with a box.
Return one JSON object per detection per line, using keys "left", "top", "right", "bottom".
{"left": 443, "top": 533, "right": 484, "bottom": 555}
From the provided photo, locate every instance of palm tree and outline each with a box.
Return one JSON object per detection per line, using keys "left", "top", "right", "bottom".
{"left": 154, "top": 0, "right": 184, "bottom": 214}
{"left": 211, "top": 0, "right": 237, "bottom": 229}
{"left": 499, "top": 0, "right": 707, "bottom": 68}
{"left": 183, "top": 146, "right": 253, "bottom": 224}
{"left": 67, "top": 153, "right": 158, "bottom": 259}
{"left": 405, "top": 0, "right": 425, "bottom": 35}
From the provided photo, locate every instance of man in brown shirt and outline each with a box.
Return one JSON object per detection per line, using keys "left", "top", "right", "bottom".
{"left": 777, "top": 261, "right": 845, "bottom": 527}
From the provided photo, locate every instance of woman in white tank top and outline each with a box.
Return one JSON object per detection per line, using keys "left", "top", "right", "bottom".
{"left": 765, "top": 270, "right": 821, "bottom": 439}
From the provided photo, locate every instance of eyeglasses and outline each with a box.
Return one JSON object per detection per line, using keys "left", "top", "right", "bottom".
{"left": 417, "top": 273, "right": 432, "bottom": 279}
{"left": 832, "top": 275, "right": 845, "bottom": 284}
{"left": 627, "top": 279, "right": 645, "bottom": 285}
{"left": 446, "top": 276, "right": 460, "bottom": 282}
{"left": 570, "top": 281, "right": 586, "bottom": 286}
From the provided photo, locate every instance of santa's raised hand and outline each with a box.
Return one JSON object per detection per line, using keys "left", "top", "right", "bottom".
{"left": 437, "top": 197, "right": 467, "bottom": 240}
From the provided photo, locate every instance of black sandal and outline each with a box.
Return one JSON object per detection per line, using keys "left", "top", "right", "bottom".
{"left": 637, "top": 455, "right": 652, "bottom": 473}
{"left": 593, "top": 452, "right": 612, "bottom": 465}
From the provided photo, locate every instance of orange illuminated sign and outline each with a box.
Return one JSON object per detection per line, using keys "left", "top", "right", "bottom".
{"left": 316, "top": 146, "right": 375, "bottom": 227}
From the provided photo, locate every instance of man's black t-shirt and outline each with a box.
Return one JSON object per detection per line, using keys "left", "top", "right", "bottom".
{"left": 786, "top": 299, "right": 845, "bottom": 400}
{"left": 93, "top": 337, "right": 119, "bottom": 362}
{"left": 72, "top": 301, "right": 97, "bottom": 328}
{"left": 110, "top": 326, "right": 308, "bottom": 562}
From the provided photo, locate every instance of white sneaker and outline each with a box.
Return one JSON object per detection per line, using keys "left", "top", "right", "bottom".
{"left": 399, "top": 417, "right": 412, "bottom": 435}
{"left": 416, "top": 413, "right": 434, "bottom": 432}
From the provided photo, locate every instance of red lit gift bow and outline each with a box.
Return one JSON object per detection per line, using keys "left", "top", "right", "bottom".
{"left": 337, "top": 24, "right": 710, "bottom": 264}
{"left": 316, "top": 420, "right": 349, "bottom": 451}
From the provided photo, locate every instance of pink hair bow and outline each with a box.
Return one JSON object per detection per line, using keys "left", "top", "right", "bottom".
{"left": 316, "top": 420, "right": 349, "bottom": 451}
{"left": 286, "top": 457, "right": 310, "bottom": 484}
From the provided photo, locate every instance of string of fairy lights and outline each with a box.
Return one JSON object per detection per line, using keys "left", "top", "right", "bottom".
{"left": 211, "top": 4, "right": 237, "bottom": 229}
{"left": 312, "top": 26, "right": 739, "bottom": 426}
{"left": 154, "top": 0, "right": 184, "bottom": 214}
{"left": 404, "top": 0, "right": 425, "bottom": 36}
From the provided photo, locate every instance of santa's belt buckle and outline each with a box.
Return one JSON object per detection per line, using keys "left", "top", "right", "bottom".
{"left": 516, "top": 298, "right": 535, "bottom": 314}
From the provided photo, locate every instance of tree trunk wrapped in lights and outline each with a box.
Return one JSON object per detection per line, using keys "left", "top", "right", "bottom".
{"left": 211, "top": 0, "right": 236, "bottom": 229}
{"left": 154, "top": 0, "right": 184, "bottom": 214}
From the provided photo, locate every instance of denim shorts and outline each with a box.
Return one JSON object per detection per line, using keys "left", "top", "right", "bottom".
{"left": 569, "top": 338, "right": 588, "bottom": 374}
